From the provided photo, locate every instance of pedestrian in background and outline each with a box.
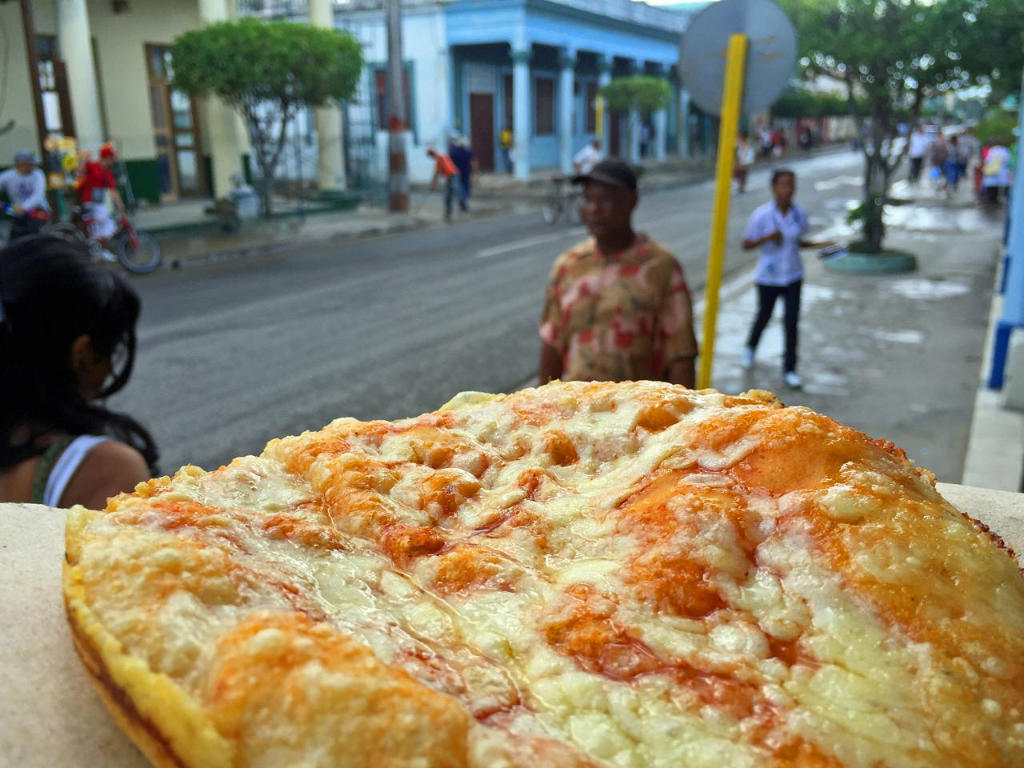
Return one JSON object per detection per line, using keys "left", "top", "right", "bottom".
{"left": 908, "top": 124, "right": 931, "bottom": 183}
{"left": 0, "top": 235, "right": 157, "bottom": 508}
{"left": 448, "top": 135, "right": 474, "bottom": 212}
{"left": 0, "top": 150, "right": 50, "bottom": 241}
{"left": 427, "top": 147, "right": 465, "bottom": 222}
{"left": 539, "top": 159, "right": 697, "bottom": 387}
{"left": 741, "top": 169, "right": 834, "bottom": 389}
{"left": 734, "top": 131, "right": 755, "bottom": 194}
{"left": 944, "top": 135, "right": 963, "bottom": 192}
{"left": 573, "top": 139, "right": 603, "bottom": 175}
{"left": 499, "top": 126, "right": 514, "bottom": 174}
{"left": 982, "top": 142, "right": 1012, "bottom": 206}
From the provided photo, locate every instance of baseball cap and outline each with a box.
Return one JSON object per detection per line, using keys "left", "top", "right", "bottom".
{"left": 572, "top": 159, "right": 638, "bottom": 191}
{"left": 99, "top": 143, "right": 117, "bottom": 159}
{"left": 13, "top": 150, "right": 38, "bottom": 164}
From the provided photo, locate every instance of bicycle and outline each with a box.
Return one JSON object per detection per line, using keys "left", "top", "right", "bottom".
{"left": 542, "top": 175, "right": 581, "bottom": 225}
{"left": 45, "top": 205, "right": 162, "bottom": 274}
{"left": 0, "top": 204, "right": 51, "bottom": 244}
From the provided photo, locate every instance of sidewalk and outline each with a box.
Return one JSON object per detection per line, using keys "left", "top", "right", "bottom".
{"left": 703, "top": 179, "right": 1004, "bottom": 486}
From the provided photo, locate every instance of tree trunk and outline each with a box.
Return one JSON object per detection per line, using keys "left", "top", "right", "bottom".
{"left": 258, "top": 166, "right": 273, "bottom": 219}
{"left": 862, "top": 151, "right": 888, "bottom": 252}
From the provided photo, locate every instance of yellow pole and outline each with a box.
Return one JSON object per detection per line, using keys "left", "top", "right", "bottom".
{"left": 595, "top": 94, "right": 605, "bottom": 139}
{"left": 697, "top": 33, "right": 748, "bottom": 390}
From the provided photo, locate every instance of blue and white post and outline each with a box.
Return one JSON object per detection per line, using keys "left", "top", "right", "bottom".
{"left": 989, "top": 72, "right": 1024, "bottom": 389}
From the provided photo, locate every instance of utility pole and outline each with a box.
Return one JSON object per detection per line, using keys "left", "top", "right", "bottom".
{"left": 386, "top": 0, "right": 409, "bottom": 212}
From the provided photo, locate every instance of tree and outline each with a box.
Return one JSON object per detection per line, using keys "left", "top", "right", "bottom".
{"left": 172, "top": 19, "right": 363, "bottom": 217}
{"left": 601, "top": 76, "right": 671, "bottom": 158}
{"left": 779, "top": 0, "right": 1024, "bottom": 253}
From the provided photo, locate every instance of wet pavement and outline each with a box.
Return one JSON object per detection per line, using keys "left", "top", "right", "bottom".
{"left": 708, "top": 173, "right": 999, "bottom": 482}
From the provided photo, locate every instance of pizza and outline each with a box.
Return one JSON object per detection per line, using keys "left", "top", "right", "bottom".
{"left": 63, "top": 381, "right": 1024, "bottom": 768}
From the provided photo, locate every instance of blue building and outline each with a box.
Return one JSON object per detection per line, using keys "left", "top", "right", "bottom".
{"left": 337, "top": 0, "right": 693, "bottom": 183}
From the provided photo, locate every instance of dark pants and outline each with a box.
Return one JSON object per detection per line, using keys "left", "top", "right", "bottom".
{"left": 443, "top": 176, "right": 469, "bottom": 220}
{"left": 746, "top": 280, "right": 802, "bottom": 373}
{"left": 909, "top": 156, "right": 923, "bottom": 183}
{"left": 9, "top": 212, "right": 46, "bottom": 241}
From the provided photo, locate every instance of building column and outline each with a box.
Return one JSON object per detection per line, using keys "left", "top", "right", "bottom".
{"left": 677, "top": 86, "right": 691, "bottom": 158}
{"left": 628, "top": 62, "right": 641, "bottom": 164}
{"left": 651, "top": 64, "right": 667, "bottom": 162}
{"left": 310, "top": 0, "right": 345, "bottom": 191}
{"left": 56, "top": 0, "right": 104, "bottom": 152}
{"left": 558, "top": 49, "right": 576, "bottom": 174}
{"left": 512, "top": 47, "right": 532, "bottom": 180}
{"left": 198, "top": 0, "right": 244, "bottom": 198}
{"left": 597, "top": 55, "right": 612, "bottom": 153}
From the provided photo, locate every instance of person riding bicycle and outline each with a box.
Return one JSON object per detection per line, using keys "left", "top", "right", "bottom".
{"left": 0, "top": 150, "right": 50, "bottom": 241}
{"left": 0, "top": 235, "right": 158, "bottom": 509}
{"left": 77, "top": 142, "right": 126, "bottom": 246}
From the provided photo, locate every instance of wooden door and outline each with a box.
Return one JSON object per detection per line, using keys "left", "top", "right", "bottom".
{"left": 146, "top": 44, "right": 205, "bottom": 200}
{"left": 469, "top": 93, "right": 495, "bottom": 172}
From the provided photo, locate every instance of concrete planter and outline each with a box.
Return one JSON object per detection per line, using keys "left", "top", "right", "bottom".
{"left": 824, "top": 247, "right": 917, "bottom": 275}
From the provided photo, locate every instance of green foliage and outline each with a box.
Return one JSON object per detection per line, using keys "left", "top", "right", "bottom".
{"left": 601, "top": 76, "right": 671, "bottom": 114}
{"left": 172, "top": 19, "right": 363, "bottom": 215}
{"left": 974, "top": 108, "right": 1018, "bottom": 145}
{"left": 771, "top": 87, "right": 853, "bottom": 118}
{"left": 172, "top": 18, "right": 362, "bottom": 112}
{"left": 778, "top": 0, "right": 1024, "bottom": 251}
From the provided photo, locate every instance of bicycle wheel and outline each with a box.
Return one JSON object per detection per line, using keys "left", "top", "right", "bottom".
{"left": 116, "top": 231, "right": 162, "bottom": 274}
{"left": 542, "top": 193, "right": 562, "bottom": 224}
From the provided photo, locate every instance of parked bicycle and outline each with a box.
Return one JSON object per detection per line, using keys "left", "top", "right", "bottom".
{"left": 45, "top": 205, "right": 162, "bottom": 274}
{"left": 542, "top": 175, "right": 581, "bottom": 225}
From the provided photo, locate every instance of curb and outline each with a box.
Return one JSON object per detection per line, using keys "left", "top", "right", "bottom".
{"left": 163, "top": 217, "right": 430, "bottom": 270}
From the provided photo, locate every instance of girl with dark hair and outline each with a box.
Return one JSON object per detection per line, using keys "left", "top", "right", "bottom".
{"left": 0, "top": 235, "right": 157, "bottom": 508}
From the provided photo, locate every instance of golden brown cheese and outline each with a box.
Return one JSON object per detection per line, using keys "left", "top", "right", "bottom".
{"left": 63, "top": 381, "right": 1024, "bottom": 768}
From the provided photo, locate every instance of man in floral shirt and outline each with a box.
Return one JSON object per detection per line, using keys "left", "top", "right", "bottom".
{"left": 539, "top": 160, "right": 697, "bottom": 386}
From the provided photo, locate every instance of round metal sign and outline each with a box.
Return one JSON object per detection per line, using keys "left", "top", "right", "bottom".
{"left": 679, "top": 0, "right": 798, "bottom": 117}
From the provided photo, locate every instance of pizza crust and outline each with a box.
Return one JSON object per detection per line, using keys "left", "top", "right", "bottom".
{"left": 63, "top": 381, "right": 1024, "bottom": 767}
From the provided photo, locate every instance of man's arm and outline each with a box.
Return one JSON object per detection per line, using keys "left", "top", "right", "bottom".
{"left": 666, "top": 357, "right": 696, "bottom": 388}
{"left": 742, "top": 231, "right": 781, "bottom": 250}
{"left": 539, "top": 342, "right": 563, "bottom": 384}
{"left": 108, "top": 187, "right": 126, "bottom": 215}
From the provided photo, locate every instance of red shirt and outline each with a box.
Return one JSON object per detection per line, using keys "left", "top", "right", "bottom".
{"left": 433, "top": 154, "right": 457, "bottom": 178}
{"left": 79, "top": 161, "right": 116, "bottom": 204}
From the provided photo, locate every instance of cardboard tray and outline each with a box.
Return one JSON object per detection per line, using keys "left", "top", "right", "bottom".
{"left": 1, "top": 483, "right": 1022, "bottom": 766}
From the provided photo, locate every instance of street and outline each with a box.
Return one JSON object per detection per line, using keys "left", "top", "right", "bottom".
{"left": 112, "top": 150, "right": 992, "bottom": 481}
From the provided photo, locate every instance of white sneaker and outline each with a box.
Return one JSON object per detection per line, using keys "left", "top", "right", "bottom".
{"left": 784, "top": 371, "right": 803, "bottom": 389}
{"left": 742, "top": 347, "right": 755, "bottom": 370}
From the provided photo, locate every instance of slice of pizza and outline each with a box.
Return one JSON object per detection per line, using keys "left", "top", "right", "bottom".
{"left": 64, "top": 381, "right": 1024, "bottom": 768}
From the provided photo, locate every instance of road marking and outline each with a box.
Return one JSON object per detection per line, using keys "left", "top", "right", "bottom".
{"left": 475, "top": 228, "right": 585, "bottom": 258}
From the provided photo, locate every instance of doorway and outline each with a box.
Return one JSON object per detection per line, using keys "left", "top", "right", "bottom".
{"left": 145, "top": 44, "right": 204, "bottom": 201}
{"left": 469, "top": 92, "right": 495, "bottom": 172}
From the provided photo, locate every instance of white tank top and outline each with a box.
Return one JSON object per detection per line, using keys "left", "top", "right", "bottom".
{"left": 42, "top": 435, "right": 109, "bottom": 507}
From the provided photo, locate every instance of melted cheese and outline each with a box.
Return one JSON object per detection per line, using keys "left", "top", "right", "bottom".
{"left": 64, "top": 381, "right": 1024, "bottom": 768}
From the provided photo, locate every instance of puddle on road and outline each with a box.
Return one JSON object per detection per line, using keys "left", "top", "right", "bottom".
{"left": 873, "top": 329, "right": 925, "bottom": 344}
{"left": 887, "top": 279, "right": 970, "bottom": 300}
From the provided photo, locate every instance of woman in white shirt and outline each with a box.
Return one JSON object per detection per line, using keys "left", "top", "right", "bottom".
{"left": 741, "top": 169, "right": 832, "bottom": 389}
{"left": 0, "top": 235, "right": 157, "bottom": 508}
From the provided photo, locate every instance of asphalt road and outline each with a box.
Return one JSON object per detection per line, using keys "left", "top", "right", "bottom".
{"left": 115, "top": 151, "right": 866, "bottom": 473}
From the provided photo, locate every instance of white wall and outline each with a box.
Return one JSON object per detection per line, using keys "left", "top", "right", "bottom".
{"left": 337, "top": 5, "right": 449, "bottom": 183}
